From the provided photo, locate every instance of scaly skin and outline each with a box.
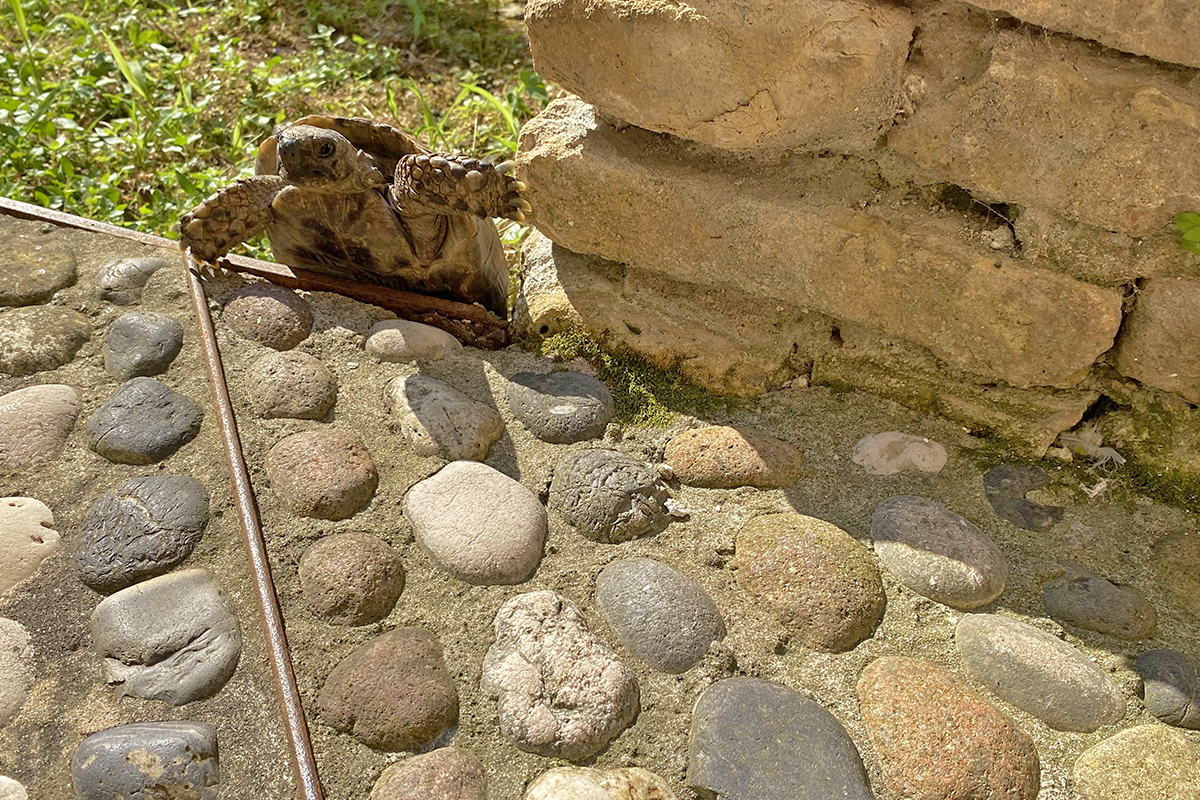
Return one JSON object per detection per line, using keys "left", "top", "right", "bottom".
{"left": 178, "top": 175, "right": 287, "bottom": 264}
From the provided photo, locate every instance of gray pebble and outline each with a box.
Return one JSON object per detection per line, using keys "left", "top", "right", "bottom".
{"left": 0, "top": 306, "right": 91, "bottom": 376}
{"left": 0, "top": 237, "right": 76, "bottom": 306}
{"left": 317, "top": 627, "right": 458, "bottom": 751}
{"left": 404, "top": 461, "right": 545, "bottom": 585}
{"left": 548, "top": 449, "right": 672, "bottom": 543}
{"left": 1042, "top": 562, "right": 1155, "bottom": 639}
{"left": 94, "top": 257, "right": 169, "bottom": 305}
{"left": 365, "top": 319, "right": 463, "bottom": 362}
{"left": 103, "top": 311, "right": 184, "bottom": 379}
{"left": 371, "top": 747, "right": 487, "bottom": 800}
{"left": 955, "top": 613, "right": 1124, "bottom": 732}
{"left": 0, "top": 619, "right": 33, "bottom": 728}
{"left": 871, "top": 495, "right": 1008, "bottom": 609}
{"left": 983, "top": 465, "right": 1064, "bottom": 531}
{"left": 245, "top": 350, "right": 337, "bottom": 419}
{"left": 596, "top": 557, "right": 725, "bottom": 673}
{"left": 688, "top": 677, "right": 872, "bottom": 800}
{"left": 1136, "top": 649, "right": 1200, "bottom": 729}
{"left": 0, "top": 384, "right": 81, "bottom": 472}
{"left": 299, "top": 532, "right": 405, "bottom": 625}
{"left": 90, "top": 568, "right": 241, "bottom": 705}
{"left": 71, "top": 721, "right": 218, "bottom": 800}
{"left": 222, "top": 282, "right": 313, "bottom": 350}
{"left": 383, "top": 374, "right": 504, "bottom": 461}
{"left": 74, "top": 475, "right": 210, "bottom": 593}
{"left": 507, "top": 371, "right": 614, "bottom": 444}
{"left": 84, "top": 377, "right": 204, "bottom": 465}
{"left": 481, "top": 591, "right": 639, "bottom": 761}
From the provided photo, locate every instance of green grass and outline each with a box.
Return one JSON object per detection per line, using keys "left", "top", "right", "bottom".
{"left": 0, "top": 0, "right": 544, "bottom": 257}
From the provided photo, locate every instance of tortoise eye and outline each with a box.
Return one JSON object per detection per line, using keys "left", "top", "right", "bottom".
{"left": 316, "top": 141, "right": 335, "bottom": 158}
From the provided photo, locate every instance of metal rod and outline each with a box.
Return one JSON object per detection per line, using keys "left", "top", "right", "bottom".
{"left": 183, "top": 253, "right": 325, "bottom": 800}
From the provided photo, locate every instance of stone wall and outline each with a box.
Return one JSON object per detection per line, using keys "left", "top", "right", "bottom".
{"left": 513, "top": 0, "right": 1200, "bottom": 463}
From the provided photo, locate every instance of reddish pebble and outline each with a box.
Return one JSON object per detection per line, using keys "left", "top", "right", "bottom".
{"left": 664, "top": 425, "right": 803, "bottom": 488}
{"left": 266, "top": 429, "right": 377, "bottom": 520}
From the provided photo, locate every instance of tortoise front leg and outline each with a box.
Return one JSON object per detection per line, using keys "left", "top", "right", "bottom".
{"left": 393, "top": 154, "right": 532, "bottom": 222}
{"left": 178, "top": 175, "right": 288, "bottom": 264}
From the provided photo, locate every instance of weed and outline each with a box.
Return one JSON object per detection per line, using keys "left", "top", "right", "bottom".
{"left": 1177, "top": 212, "right": 1200, "bottom": 256}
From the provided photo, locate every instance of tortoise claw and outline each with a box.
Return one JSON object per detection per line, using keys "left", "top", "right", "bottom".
{"left": 395, "top": 153, "right": 530, "bottom": 221}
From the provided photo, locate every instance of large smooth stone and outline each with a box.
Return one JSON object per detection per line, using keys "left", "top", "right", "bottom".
{"left": 384, "top": 374, "right": 505, "bottom": 461}
{"left": 596, "top": 557, "right": 725, "bottom": 673}
{"left": 507, "top": 371, "right": 614, "bottom": 443}
{"left": 0, "top": 237, "right": 76, "bottom": 305}
{"left": 736, "top": 512, "right": 884, "bottom": 652}
{"left": 871, "top": 495, "right": 1008, "bottom": 609}
{"left": 0, "top": 384, "right": 81, "bottom": 471}
{"left": 687, "top": 677, "right": 872, "bottom": 800}
{"left": 1041, "top": 562, "right": 1155, "bottom": 640}
{"left": 299, "top": 532, "right": 405, "bottom": 625}
{"left": 955, "top": 613, "right": 1124, "bottom": 732}
{"left": 245, "top": 350, "right": 337, "bottom": 419}
{"left": 0, "top": 497, "right": 60, "bottom": 594}
{"left": 71, "top": 721, "right": 218, "bottom": 800}
{"left": 102, "top": 311, "right": 184, "bottom": 379}
{"left": 365, "top": 319, "right": 463, "bottom": 362}
{"left": 84, "top": 377, "right": 204, "bottom": 465}
{"left": 74, "top": 475, "right": 210, "bottom": 593}
{"left": 548, "top": 449, "right": 672, "bottom": 543}
{"left": 1136, "top": 649, "right": 1200, "bottom": 730}
{"left": 1073, "top": 725, "right": 1200, "bottom": 800}
{"left": 371, "top": 747, "right": 487, "bottom": 800}
{"left": 0, "top": 619, "right": 33, "bottom": 728}
{"left": 90, "top": 568, "right": 241, "bottom": 705}
{"left": 664, "top": 425, "right": 804, "bottom": 488}
{"left": 266, "top": 429, "right": 378, "bottom": 520}
{"left": 317, "top": 627, "right": 458, "bottom": 752}
{"left": 858, "top": 656, "right": 1040, "bottom": 800}
{"left": 222, "top": 282, "right": 312, "bottom": 349}
{"left": 983, "top": 465, "right": 1064, "bottom": 531}
{"left": 404, "top": 461, "right": 546, "bottom": 585}
{"left": 481, "top": 591, "right": 639, "bottom": 761}
{"left": 94, "top": 256, "right": 168, "bottom": 305}
{"left": 0, "top": 306, "right": 90, "bottom": 376}
{"left": 525, "top": 767, "right": 678, "bottom": 800}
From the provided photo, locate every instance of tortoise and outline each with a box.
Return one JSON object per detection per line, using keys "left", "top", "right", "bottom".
{"left": 177, "top": 115, "right": 530, "bottom": 317}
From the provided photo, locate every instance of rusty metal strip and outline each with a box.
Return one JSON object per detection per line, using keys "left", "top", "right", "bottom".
{"left": 0, "top": 198, "right": 323, "bottom": 799}
{"left": 0, "top": 197, "right": 510, "bottom": 348}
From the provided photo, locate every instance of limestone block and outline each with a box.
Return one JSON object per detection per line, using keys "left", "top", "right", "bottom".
{"left": 512, "top": 231, "right": 582, "bottom": 339}
{"left": 893, "top": 28, "right": 1200, "bottom": 236}
{"left": 517, "top": 98, "right": 1123, "bottom": 389}
{"left": 1114, "top": 278, "right": 1200, "bottom": 404}
{"left": 524, "top": 0, "right": 913, "bottom": 154}
{"left": 971, "top": 0, "right": 1200, "bottom": 69}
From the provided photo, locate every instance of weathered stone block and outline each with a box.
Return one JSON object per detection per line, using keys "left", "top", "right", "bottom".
{"left": 518, "top": 98, "right": 1123, "bottom": 389}
{"left": 893, "top": 28, "right": 1200, "bottom": 236}
{"left": 525, "top": 0, "right": 913, "bottom": 154}
{"left": 1114, "top": 277, "right": 1200, "bottom": 404}
{"left": 971, "top": 0, "right": 1200, "bottom": 69}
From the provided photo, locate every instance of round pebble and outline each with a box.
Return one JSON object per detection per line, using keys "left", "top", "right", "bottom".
{"left": 664, "top": 424, "right": 804, "bottom": 488}
{"left": 74, "top": 475, "right": 210, "bottom": 593}
{"left": 84, "top": 377, "right": 204, "bottom": 465}
{"left": 983, "top": 465, "right": 1064, "bottom": 531}
{"left": 507, "top": 371, "right": 614, "bottom": 444}
{"left": 371, "top": 747, "right": 487, "bottom": 800}
{"left": 0, "top": 777, "right": 26, "bottom": 800}
{"left": 871, "top": 495, "right": 1008, "bottom": 609}
{"left": 1136, "top": 649, "right": 1200, "bottom": 729}
{"left": 222, "top": 282, "right": 313, "bottom": 350}
{"left": 365, "top": 319, "right": 463, "bottom": 362}
{"left": 317, "top": 627, "right": 458, "bottom": 752}
{"left": 71, "top": 721, "right": 218, "bottom": 800}
{"left": 404, "top": 461, "right": 545, "bottom": 585}
{"left": 596, "top": 557, "right": 725, "bottom": 673}
{"left": 955, "top": 613, "right": 1125, "bottom": 732}
{"left": 481, "top": 591, "right": 639, "bottom": 761}
{"left": 0, "top": 497, "right": 61, "bottom": 594}
{"left": 94, "top": 256, "right": 169, "bottom": 304}
{"left": 266, "top": 429, "right": 378, "bottom": 520}
{"left": 102, "top": 311, "right": 184, "bottom": 379}
{"left": 90, "top": 568, "right": 242, "bottom": 705}
{"left": 245, "top": 350, "right": 337, "bottom": 419}
{"left": 1042, "top": 562, "right": 1156, "bottom": 640}
{"left": 857, "top": 656, "right": 1040, "bottom": 800}
{"left": 0, "top": 619, "right": 33, "bottom": 728}
{"left": 1073, "top": 724, "right": 1200, "bottom": 800}
{"left": 525, "top": 767, "right": 678, "bottom": 800}
{"left": 299, "top": 532, "right": 405, "bottom": 625}
{"left": 851, "top": 431, "right": 947, "bottom": 475}
{"left": 0, "top": 237, "right": 76, "bottom": 306}
{"left": 548, "top": 449, "right": 672, "bottom": 543}
{"left": 383, "top": 374, "right": 504, "bottom": 461}
{"left": 687, "top": 677, "right": 872, "bottom": 800}
{"left": 0, "top": 384, "right": 81, "bottom": 471}
{"left": 736, "top": 513, "right": 885, "bottom": 652}
{"left": 0, "top": 305, "right": 91, "bottom": 376}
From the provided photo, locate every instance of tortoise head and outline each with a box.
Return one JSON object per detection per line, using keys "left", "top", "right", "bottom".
{"left": 275, "top": 124, "right": 385, "bottom": 193}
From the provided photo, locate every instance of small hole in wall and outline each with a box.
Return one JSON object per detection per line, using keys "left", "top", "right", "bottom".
{"left": 830, "top": 326, "right": 843, "bottom": 347}
{"left": 539, "top": 325, "right": 549, "bottom": 335}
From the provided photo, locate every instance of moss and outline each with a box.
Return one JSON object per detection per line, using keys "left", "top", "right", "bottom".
{"left": 531, "top": 328, "right": 736, "bottom": 426}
